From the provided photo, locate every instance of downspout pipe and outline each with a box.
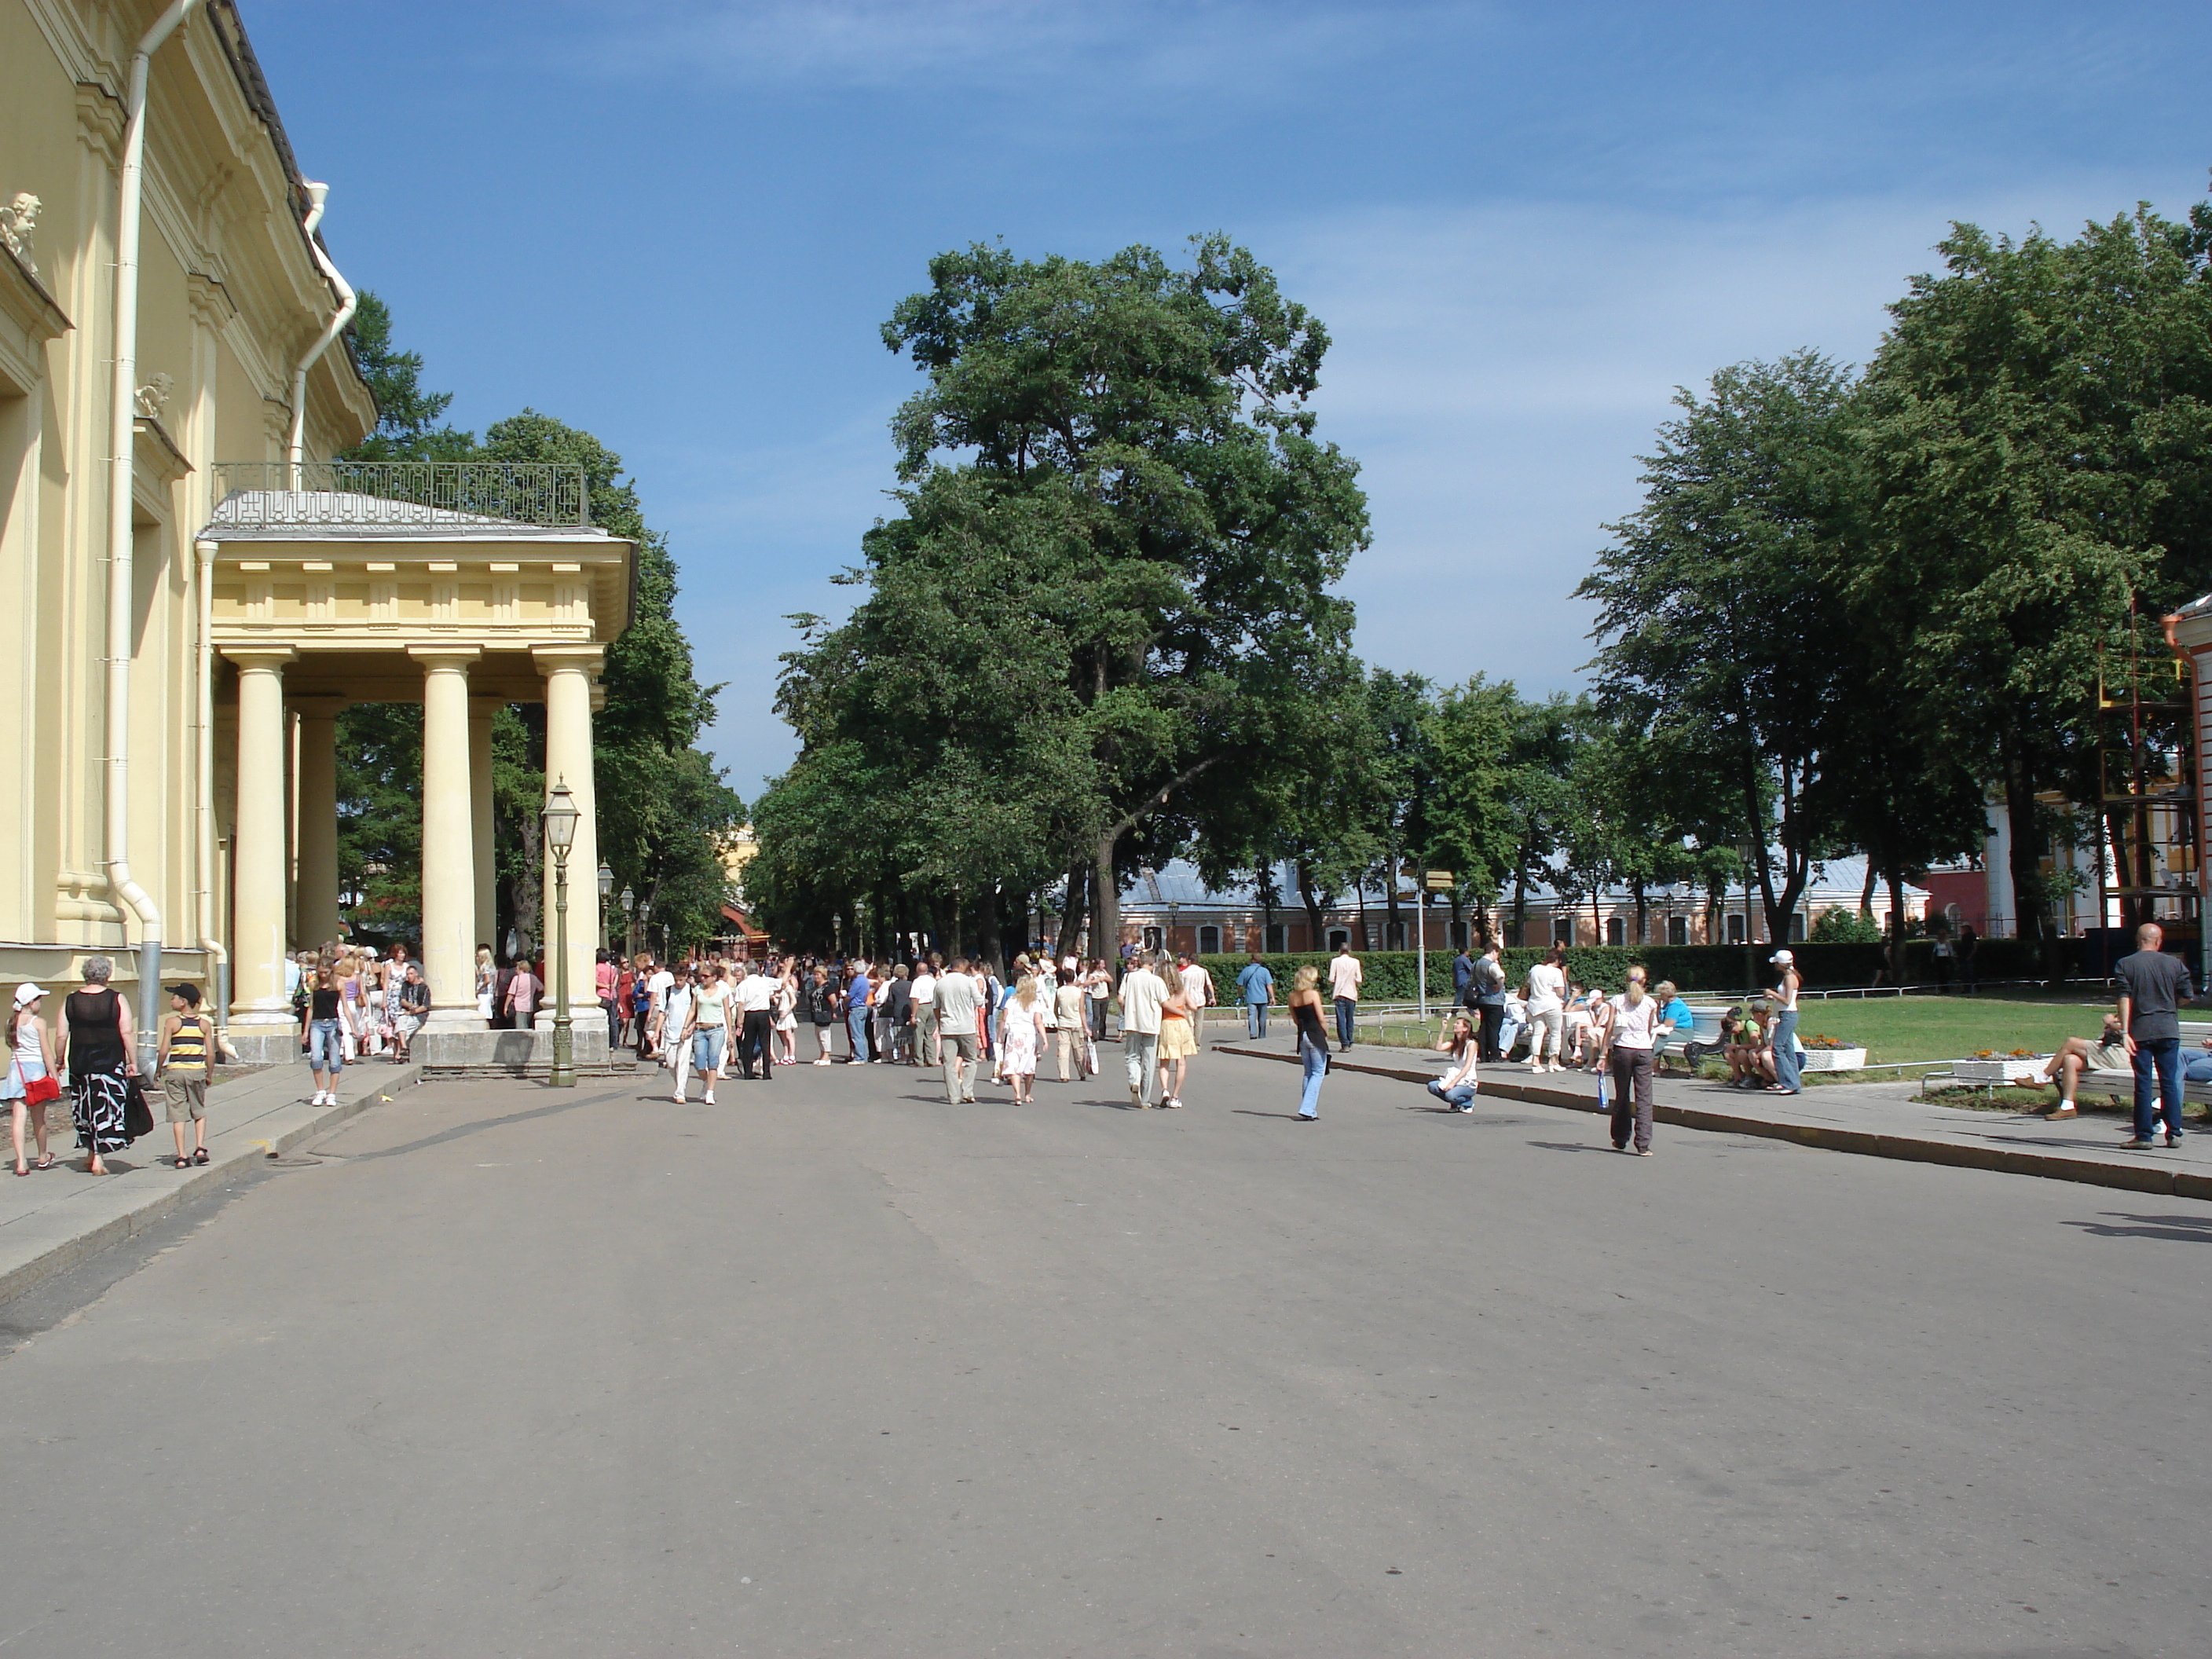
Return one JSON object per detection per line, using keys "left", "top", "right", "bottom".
{"left": 108, "top": 0, "right": 204, "bottom": 1064}
{"left": 195, "top": 538, "right": 229, "bottom": 1031}
{"left": 284, "top": 181, "right": 355, "bottom": 483}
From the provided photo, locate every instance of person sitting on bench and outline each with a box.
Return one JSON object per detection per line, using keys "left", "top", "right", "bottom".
{"left": 2042, "top": 1015, "right": 2129, "bottom": 1119}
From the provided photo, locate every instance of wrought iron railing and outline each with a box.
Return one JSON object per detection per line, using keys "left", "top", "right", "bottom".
{"left": 209, "top": 461, "right": 590, "bottom": 531}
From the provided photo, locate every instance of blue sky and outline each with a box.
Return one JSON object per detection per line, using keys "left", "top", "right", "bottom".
{"left": 242, "top": 0, "right": 2212, "bottom": 800}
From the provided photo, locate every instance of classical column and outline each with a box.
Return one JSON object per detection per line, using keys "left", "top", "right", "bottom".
{"left": 469, "top": 697, "right": 500, "bottom": 958}
{"left": 225, "top": 648, "right": 296, "bottom": 1026}
{"left": 411, "top": 647, "right": 482, "bottom": 1027}
{"left": 291, "top": 696, "right": 347, "bottom": 951}
{"left": 535, "top": 646, "right": 603, "bottom": 1027}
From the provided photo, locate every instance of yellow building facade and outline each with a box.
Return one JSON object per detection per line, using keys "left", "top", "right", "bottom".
{"left": 3, "top": 1, "right": 632, "bottom": 1065}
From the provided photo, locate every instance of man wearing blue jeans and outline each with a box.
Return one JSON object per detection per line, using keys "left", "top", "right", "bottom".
{"left": 1328, "top": 944, "right": 1364, "bottom": 1052}
{"left": 2115, "top": 921, "right": 2195, "bottom": 1148}
{"left": 1236, "top": 952, "right": 1275, "bottom": 1038}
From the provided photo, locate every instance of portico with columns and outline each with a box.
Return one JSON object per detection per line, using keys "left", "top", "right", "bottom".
{"left": 197, "top": 466, "right": 635, "bottom": 1064}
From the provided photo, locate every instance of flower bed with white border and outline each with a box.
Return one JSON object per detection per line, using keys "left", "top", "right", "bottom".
{"left": 1797, "top": 1046, "right": 1869, "bottom": 1072}
{"left": 1951, "top": 1055, "right": 2049, "bottom": 1085}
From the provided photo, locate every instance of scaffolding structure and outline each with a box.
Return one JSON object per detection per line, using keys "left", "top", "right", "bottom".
{"left": 2095, "top": 598, "right": 2199, "bottom": 954}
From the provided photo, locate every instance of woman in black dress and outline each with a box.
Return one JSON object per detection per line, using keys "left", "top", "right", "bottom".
{"left": 57, "top": 956, "right": 135, "bottom": 1174}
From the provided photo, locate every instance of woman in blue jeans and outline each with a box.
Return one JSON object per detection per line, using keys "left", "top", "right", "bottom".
{"left": 305, "top": 961, "right": 344, "bottom": 1107}
{"left": 1288, "top": 965, "right": 1329, "bottom": 1120}
{"left": 1426, "top": 1015, "right": 1481, "bottom": 1111}
{"left": 1767, "top": 949, "right": 1802, "bottom": 1094}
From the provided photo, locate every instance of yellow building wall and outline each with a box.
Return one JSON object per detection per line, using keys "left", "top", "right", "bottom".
{"left": 0, "top": 0, "right": 375, "bottom": 994}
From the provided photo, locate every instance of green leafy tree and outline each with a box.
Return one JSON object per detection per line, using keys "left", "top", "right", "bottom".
{"left": 1855, "top": 204, "right": 2212, "bottom": 961}
{"left": 1579, "top": 352, "right": 1864, "bottom": 942}
{"left": 761, "top": 235, "right": 1370, "bottom": 962}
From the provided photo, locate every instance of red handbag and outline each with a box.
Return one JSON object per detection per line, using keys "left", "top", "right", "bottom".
{"left": 23, "top": 1075, "right": 59, "bottom": 1106}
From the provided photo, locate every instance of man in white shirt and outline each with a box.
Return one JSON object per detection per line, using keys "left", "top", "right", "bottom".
{"left": 909, "top": 963, "right": 938, "bottom": 1067}
{"left": 733, "top": 961, "right": 778, "bottom": 1081}
{"left": 1176, "top": 952, "right": 1214, "bottom": 1051}
{"left": 661, "top": 965, "right": 695, "bottom": 1103}
{"left": 645, "top": 959, "right": 675, "bottom": 1057}
{"left": 932, "top": 959, "right": 983, "bottom": 1103}
{"left": 1524, "top": 947, "right": 1567, "bottom": 1073}
{"left": 1119, "top": 952, "right": 1169, "bottom": 1108}
{"left": 1327, "top": 945, "right": 1364, "bottom": 1052}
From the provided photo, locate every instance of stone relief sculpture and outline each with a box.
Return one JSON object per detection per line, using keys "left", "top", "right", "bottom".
{"left": 135, "top": 372, "right": 175, "bottom": 422}
{"left": 0, "top": 193, "right": 40, "bottom": 276}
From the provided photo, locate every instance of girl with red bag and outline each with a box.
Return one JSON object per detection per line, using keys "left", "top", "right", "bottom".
{"left": 5, "top": 983, "right": 58, "bottom": 1175}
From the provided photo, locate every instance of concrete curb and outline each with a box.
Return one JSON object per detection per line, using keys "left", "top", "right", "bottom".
{"left": 1214, "top": 1045, "right": 2212, "bottom": 1203}
{"left": 0, "top": 1063, "right": 421, "bottom": 1307}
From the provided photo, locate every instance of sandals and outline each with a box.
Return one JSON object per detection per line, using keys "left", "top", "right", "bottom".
{"left": 192, "top": 1147, "right": 209, "bottom": 1165}
{"left": 33, "top": 1154, "right": 54, "bottom": 1170}
{"left": 12, "top": 1162, "right": 25, "bottom": 1178}
{"left": 173, "top": 1155, "right": 190, "bottom": 1170}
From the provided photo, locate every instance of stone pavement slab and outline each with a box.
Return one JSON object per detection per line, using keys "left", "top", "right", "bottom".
{"left": 0, "top": 1056, "right": 419, "bottom": 1304}
{"left": 1218, "top": 1038, "right": 2212, "bottom": 1201}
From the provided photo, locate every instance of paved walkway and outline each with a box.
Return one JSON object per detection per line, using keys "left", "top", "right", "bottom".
{"left": 0, "top": 1056, "right": 419, "bottom": 1303}
{"left": 1215, "top": 1035, "right": 2212, "bottom": 1200}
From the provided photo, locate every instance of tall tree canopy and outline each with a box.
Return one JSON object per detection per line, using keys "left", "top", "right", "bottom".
{"left": 1855, "top": 205, "right": 2212, "bottom": 954}
{"left": 753, "top": 236, "right": 1369, "bottom": 962}
{"left": 1577, "top": 351, "right": 1863, "bottom": 941}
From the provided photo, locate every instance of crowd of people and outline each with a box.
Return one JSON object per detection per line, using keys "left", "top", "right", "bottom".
{"left": 589, "top": 947, "right": 1232, "bottom": 1111}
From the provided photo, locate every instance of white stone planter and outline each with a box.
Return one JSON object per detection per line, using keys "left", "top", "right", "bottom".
{"left": 1951, "top": 1055, "right": 2048, "bottom": 1085}
{"left": 1797, "top": 1046, "right": 1868, "bottom": 1072}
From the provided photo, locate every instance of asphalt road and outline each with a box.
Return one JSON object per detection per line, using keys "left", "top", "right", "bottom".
{"left": 0, "top": 1046, "right": 2205, "bottom": 1657}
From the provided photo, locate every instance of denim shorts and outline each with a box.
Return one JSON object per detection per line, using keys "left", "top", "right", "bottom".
{"left": 692, "top": 1026, "right": 727, "bottom": 1072}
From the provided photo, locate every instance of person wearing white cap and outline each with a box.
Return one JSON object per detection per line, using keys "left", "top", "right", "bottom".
{"left": 3, "top": 984, "right": 57, "bottom": 1175}
{"left": 1767, "top": 948, "right": 1802, "bottom": 1095}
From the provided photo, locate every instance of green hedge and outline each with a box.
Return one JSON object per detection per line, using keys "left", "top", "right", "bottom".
{"left": 1192, "top": 937, "right": 2082, "bottom": 1001}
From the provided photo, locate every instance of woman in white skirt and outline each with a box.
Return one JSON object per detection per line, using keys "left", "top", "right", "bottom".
{"left": 4, "top": 984, "right": 57, "bottom": 1174}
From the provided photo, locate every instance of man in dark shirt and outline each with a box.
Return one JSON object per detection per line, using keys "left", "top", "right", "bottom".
{"left": 2113, "top": 921, "right": 2196, "bottom": 1148}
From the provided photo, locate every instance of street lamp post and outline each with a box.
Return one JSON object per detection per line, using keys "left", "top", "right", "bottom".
{"left": 597, "top": 864, "right": 615, "bottom": 953}
{"left": 620, "top": 884, "right": 635, "bottom": 957}
{"left": 542, "top": 779, "right": 580, "bottom": 1088}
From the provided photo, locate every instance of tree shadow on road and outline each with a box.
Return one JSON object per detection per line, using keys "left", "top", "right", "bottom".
{"left": 2063, "top": 1212, "right": 2212, "bottom": 1244}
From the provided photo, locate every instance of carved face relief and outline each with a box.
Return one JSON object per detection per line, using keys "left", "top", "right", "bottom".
{"left": 0, "top": 192, "right": 42, "bottom": 274}
{"left": 135, "top": 372, "right": 176, "bottom": 421}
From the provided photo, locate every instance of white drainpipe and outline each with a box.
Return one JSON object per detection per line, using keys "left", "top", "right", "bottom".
{"left": 195, "top": 537, "right": 228, "bottom": 1029}
{"left": 108, "top": 0, "right": 204, "bottom": 1059}
{"left": 285, "top": 181, "right": 356, "bottom": 485}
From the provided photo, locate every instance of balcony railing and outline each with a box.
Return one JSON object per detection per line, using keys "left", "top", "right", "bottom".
{"left": 209, "top": 460, "right": 591, "bottom": 533}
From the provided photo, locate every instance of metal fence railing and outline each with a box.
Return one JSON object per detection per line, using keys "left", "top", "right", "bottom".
{"left": 210, "top": 461, "right": 590, "bottom": 532}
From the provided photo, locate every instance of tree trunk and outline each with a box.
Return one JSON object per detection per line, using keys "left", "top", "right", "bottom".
{"left": 974, "top": 886, "right": 1002, "bottom": 976}
{"left": 1296, "top": 859, "right": 1327, "bottom": 954}
{"left": 1096, "top": 837, "right": 1122, "bottom": 980}
{"left": 1383, "top": 846, "right": 1402, "bottom": 950}
{"left": 2001, "top": 734, "right": 2053, "bottom": 977}
{"left": 1859, "top": 862, "right": 1877, "bottom": 920}
{"left": 1053, "top": 859, "right": 1088, "bottom": 964}
{"left": 1633, "top": 882, "right": 1648, "bottom": 947}
{"left": 1887, "top": 868, "right": 1908, "bottom": 987}
{"left": 1512, "top": 868, "right": 1528, "bottom": 949}
{"left": 511, "top": 815, "right": 542, "bottom": 959}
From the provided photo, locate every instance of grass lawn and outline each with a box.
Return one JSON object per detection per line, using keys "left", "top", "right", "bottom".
{"left": 1781, "top": 991, "right": 2119, "bottom": 1064}
{"left": 1351, "top": 989, "right": 2133, "bottom": 1067}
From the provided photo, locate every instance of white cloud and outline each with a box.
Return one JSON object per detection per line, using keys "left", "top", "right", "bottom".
{"left": 577, "top": 0, "right": 1459, "bottom": 97}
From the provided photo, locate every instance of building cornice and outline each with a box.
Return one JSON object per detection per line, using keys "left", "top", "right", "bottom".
{"left": 0, "top": 241, "right": 72, "bottom": 396}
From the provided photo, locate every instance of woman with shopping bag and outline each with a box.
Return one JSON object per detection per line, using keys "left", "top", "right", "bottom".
{"left": 4, "top": 983, "right": 58, "bottom": 1174}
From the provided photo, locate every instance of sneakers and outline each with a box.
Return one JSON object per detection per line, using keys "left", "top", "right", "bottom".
{"left": 703, "top": 1092, "right": 716, "bottom": 1105}
{"left": 1163, "top": 1096, "right": 1182, "bottom": 1108}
